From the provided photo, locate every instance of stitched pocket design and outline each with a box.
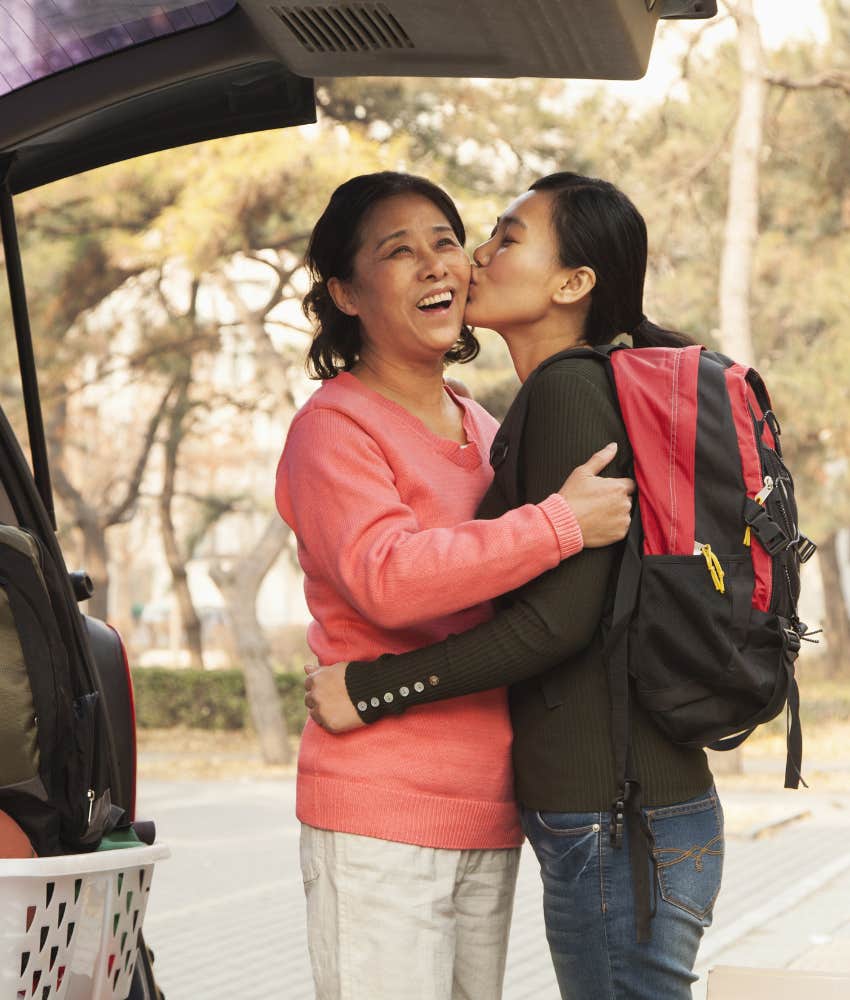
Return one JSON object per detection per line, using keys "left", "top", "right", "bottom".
{"left": 648, "top": 795, "right": 724, "bottom": 919}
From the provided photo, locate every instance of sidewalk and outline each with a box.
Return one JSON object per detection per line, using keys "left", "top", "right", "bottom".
{"left": 136, "top": 751, "right": 850, "bottom": 999}
{"left": 693, "top": 781, "right": 850, "bottom": 998}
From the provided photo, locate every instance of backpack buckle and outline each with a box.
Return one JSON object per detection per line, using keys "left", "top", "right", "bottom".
{"left": 796, "top": 535, "right": 817, "bottom": 563}
{"left": 610, "top": 798, "right": 625, "bottom": 848}
{"left": 610, "top": 781, "right": 637, "bottom": 848}
{"left": 744, "top": 501, "right": 788, "bottom": 556}
{"left": 783, "top": 626, "right": 802, "bottom": 654}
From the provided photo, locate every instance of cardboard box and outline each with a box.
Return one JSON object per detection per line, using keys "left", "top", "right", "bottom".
{"left": 707, "top": 964, "right": 850, "bottom": 999}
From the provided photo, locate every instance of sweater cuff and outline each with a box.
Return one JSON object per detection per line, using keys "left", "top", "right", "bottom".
{"left": 539, "top": 494, "right": 583, "bottom": 560}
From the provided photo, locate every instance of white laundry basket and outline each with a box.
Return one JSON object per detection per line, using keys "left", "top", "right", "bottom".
{"left": 0, "top": 843, "right": 168, "bottom": 1000}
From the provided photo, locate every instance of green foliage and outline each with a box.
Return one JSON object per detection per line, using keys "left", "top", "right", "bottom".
{"left": 132, "top": 668, "right": 307, "bottom": 733}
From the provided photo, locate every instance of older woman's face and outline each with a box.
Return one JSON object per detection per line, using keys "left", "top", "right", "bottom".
{"left": 330, "top": 193, "right": 471, "bottom": 367}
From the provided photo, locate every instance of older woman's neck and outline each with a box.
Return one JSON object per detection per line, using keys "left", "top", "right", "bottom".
{"left": 353, "top": 354, "right": 448, "bottom": 410}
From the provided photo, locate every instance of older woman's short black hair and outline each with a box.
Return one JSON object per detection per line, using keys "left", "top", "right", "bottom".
{"left": 303, "top": 172, "right": 479, "bottom": 379}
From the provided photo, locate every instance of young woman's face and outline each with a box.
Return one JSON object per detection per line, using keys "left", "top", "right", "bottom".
{"left": 331, "top": 192, "right": 471, "bottom": 366}
{"left": 465, "top": 189, "right": 566, "bottom": 333}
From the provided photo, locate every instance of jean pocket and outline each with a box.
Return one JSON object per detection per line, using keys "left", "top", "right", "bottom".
{"left": 522, "top": 808, "right": 602, "bottom": 874}
{"left": 535, "top": 812, "right": 601, "bottom": 837}
{"left": 647, "top": 791, "right": 724, "bottom": 919}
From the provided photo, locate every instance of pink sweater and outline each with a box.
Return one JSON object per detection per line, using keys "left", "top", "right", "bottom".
{"left": 275, "top": 373, "right": 583, "bottom": 849}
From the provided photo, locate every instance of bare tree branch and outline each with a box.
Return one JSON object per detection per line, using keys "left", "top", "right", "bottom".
{"left": 263, "top": 231, "right": 312, "bottom": 254}
{"left": 765, "top": 70, "right": 850, "bottom": 96}
{"left": 651, "top": 111, "right": 736, "bottom": 198}
{"left": 678, "top": 11, "right": 734, "bottom": 82}
{"left": 105, "top": 381, "right": 177, "bottom": 525}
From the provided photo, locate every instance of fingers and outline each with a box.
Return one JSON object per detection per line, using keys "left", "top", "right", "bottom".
{"left": 305, "top": 691, "right": 329, "bottom": 731}
{"left": 600, "top": 476, "right": 634, "bottom": 498}
{"left": 578, "top": 441, "right": 618, "bottom": 476}
{"left": 304, "top": 671, "right": 333, "bottom": 732}
{"left": 304, "top": 674, "right": 318, "bottom": 714}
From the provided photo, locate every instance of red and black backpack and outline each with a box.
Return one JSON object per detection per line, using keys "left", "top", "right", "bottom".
{"left": 599, "top": 343, "right": 816, "bottom": 793}
{"left": 601, "top": 343, "right": 818, "bottom": 937}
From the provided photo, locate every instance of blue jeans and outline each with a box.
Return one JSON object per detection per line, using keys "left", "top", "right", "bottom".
{"left": 521, "top": 787, "right": 723, "bottom": 1000}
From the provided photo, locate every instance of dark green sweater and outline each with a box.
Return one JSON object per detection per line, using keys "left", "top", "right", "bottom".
{"left": 345, "top": 356, "right": 712, "bottom": 811}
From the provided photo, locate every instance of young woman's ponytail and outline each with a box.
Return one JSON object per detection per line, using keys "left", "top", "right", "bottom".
{"left": 629, "top": 315, "right": 693, "bottom": 349}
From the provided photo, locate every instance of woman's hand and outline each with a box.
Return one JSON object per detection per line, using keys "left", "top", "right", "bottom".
{"left": 559, "top": 442, "right": 635, "bottom": 547}
{"left": 304, "top": 662, "right": 367, "bottom": 733}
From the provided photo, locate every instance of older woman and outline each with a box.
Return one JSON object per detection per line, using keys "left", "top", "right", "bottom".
{"left": 275, "top": 172, "right": 632, "bottom": 1000}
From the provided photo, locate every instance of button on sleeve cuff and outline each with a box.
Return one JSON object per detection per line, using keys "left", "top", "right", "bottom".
{"left": 345, "top": 660, "right": 410, "bottom": 724}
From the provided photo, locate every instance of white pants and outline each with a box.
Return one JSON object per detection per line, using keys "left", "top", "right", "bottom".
{"left": 300, "top": 824, "right": 520, "bottom": 1000}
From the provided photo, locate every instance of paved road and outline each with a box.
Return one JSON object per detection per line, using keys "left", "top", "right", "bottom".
{"left": 137, "top": 775, "right": 850, "bottom": 999}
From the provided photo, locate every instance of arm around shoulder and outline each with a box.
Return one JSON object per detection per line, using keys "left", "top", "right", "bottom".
{"left": 343, "top": 364, "right": 634, "bottom": 722}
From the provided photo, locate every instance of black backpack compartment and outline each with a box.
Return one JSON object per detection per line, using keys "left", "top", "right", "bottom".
{"left": 0, "top": 404, "right": 119, "bottom": 854}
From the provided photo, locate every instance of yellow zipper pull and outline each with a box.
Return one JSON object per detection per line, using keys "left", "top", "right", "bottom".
{"left": 694, "top": 542, "right": 725, "bottom": 593}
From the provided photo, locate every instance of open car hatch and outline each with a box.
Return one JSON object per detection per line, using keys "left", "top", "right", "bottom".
{"left": 0, "top": 1, "right": 717, "bottom": 194}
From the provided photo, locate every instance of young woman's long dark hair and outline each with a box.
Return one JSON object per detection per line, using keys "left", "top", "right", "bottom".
{"left": 303, "top": 172, "right": 479, "bottom": 379}
{"left": 529, "top": 172, "right": 692, "bottom": 349}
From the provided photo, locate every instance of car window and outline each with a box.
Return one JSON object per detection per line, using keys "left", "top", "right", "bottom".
{"left": 0, "top": 0, "right": 237, "bottom": 96}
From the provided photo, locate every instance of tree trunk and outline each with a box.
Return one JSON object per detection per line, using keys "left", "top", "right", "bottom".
{"left": 78, "top": 517, "right": 110, "bottom": 621}
{"left": 718, "top": 0, "right": 765, "bottom": 368}
{"left": 159, "top": 370, "right": 205, "bottom": 670}
{"left": 48, "top": 385, "right": 172, "bottom": 626}
{"left": 713, "top": 1, "right": 768, "bottom": 776}
{"left": 210, "top": 515, "right": 292, "bottom": 764}
{"left": 818, "top": 532, "right": 850, "bottom": 677}
{"left": 46, "top": 398, "right": 112, "bottom": 619}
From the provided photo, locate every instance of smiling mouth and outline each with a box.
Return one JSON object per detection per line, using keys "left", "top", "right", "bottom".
{"left": 417, "top": 290, "right": 454, "bottom": 312}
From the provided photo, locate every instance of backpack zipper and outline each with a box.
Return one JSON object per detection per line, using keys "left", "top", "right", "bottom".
{"left": 773, "top": 480, "right": 795, "bottom": 538}
{"left": 743, "top": 475, "right": 774, "bottom": 546}
{"left": 754, "top": 476, "right": 774, "bottom": 504}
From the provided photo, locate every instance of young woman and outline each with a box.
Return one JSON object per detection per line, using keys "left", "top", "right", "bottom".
{"left": 305, "top": 172, "right": 723, "bottom": 1000}
{"left": 275, "top": 172, "right": 634, "bottom": 1000}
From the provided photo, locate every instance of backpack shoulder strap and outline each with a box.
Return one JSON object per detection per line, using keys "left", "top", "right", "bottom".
{"left": 489, "top": 345, "right": 620, "bottom": 506}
